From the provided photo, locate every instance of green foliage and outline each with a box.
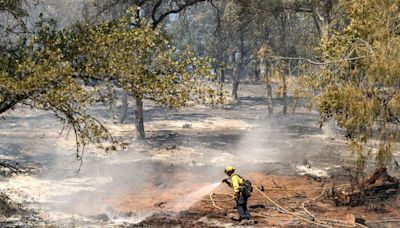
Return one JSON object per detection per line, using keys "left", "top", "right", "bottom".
{"left": 317, "top": 0, "right": 400, "bottom": 172}
{"left": 0, "top": 18, "right": 118, "bottom": 155}
{"left": 1, "top": 3, "right": 225, "bottom": 151}
{"left": 82, "top": 10, "right": 225, "bottom": 108}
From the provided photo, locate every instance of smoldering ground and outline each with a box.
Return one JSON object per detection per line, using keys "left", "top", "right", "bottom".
{"left": 0, "top": 105, "right": 239, "bottom": 226}
{"left": 0, "top": 85, "right": 349, "bottom": 226}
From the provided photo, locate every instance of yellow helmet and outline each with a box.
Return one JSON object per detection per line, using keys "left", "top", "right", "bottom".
{"left": 224, "top": 165, "right": 235, "bottom": 173}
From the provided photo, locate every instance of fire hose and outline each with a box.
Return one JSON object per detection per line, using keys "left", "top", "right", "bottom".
{"left": 206, "top": 185, "right": 369, "bottom": 228}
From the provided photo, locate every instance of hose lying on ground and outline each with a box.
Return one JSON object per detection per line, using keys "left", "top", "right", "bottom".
{"left": 207, "top": 184, "right": 369, "bottom": 228}
{"left": 252, "top": 185, "right": 336, "bottom": 228}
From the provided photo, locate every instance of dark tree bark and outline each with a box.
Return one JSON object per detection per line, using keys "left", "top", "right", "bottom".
{"left": 0, "top": 99, "right": 19, "bottom": 115}
{"left": 134, "top": 95, "right": 145, "bottom": 140}
{"left": 254, "top": 59, "right": 260, "bottom": 82}
{"left": 231, "top": 65, "right": 240, "bottom": 102}
{"left": 307, "top": 0, "right": 334, "bottom": 45}
{"left": 220, "top": 68, "right": 226, "bottom": 83}
{"left": 0, "top": 93, "right": 29, "bottom": 115}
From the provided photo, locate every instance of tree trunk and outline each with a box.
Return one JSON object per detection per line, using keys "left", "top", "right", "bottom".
{"left": 231, "top": 66, "right": 240, "bottom": 102}
{"left": 291, "top": 97, "right": 298, "bottom": 114}
{"left": 267, "top": 79, "right": 273, "bottom": 115}
{"left": 107, "top": 85, "right": 117, "bottom": 120}
{"left": 119, "top": 90, "right": 128, "bottom": 124}
{"left": 291, "top": 61, "right": 302, "bottom": 114}
{"left": 231, "top": 30, "right": 245, "bottom": 103}
{"left": 282, "top": 75, "right": 287, "bottom": 115}
{"left": 261, "top": 58, "right": 273, "bottom": 116}
{"left": 134, "top": 95, "right": 145, "bottom": 140}
{"left": 254, "top": 59, "right": 260, "bottom": 82}
{"left": 311, "top": 0, "right": 333, "bottom": 46}
{"left": 216, "top": 38, "right": 225, "bottom": 83}
{"left": 220, "top": 68, "right": 225, "bottom": 83}
{"left": 320, "top": 22, "right": 330, "bottom": 46}
{"left": 253, "top": 39, "right": 260, "bottom": 82}
{"left": 282, "top": 61, "right": 290, "bottom": 115}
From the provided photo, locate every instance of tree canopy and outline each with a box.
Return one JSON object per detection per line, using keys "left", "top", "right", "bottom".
{"left": 317, "top": 0, "right": 400, "bottom": 175}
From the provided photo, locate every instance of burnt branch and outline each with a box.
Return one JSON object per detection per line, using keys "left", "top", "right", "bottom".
{"left": 0, "top": 161, "right": 22, "bottom": 176}
{"left": 151, "top": 0, "right": 208, "bottom": 29}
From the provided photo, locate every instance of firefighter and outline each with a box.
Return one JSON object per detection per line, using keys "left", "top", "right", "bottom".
{"left": 222, "top": 165, "right": 251, "bottom": 222}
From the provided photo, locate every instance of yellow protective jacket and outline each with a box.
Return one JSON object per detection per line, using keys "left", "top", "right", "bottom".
{"left": 229, "top": 174, "right": 244, "bottom": 193}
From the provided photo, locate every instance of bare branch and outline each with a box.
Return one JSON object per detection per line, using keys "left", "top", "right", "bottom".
{"left": 0, "top": 161, "right": 22, "bottom": 176}
{"left": 151, "top": 0, "right": 208, "bottom": 29}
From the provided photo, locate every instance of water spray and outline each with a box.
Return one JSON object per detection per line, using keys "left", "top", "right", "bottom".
{"left": 171, "top": 182, "right": 221, "bottom": 212}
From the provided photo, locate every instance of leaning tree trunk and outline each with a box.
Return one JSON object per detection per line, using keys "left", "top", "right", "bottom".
{"left": 134, "top": 95, "right": 145, "bottom": 140}
{"left": 119, "top": 90, "right": 129, "bottom": 124}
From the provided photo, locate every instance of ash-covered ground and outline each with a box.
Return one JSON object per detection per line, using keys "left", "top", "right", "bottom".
{"left": 0, "top": 84, "right": 399, "bottom": 227}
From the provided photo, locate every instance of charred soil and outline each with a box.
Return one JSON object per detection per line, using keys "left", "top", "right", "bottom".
{"left": 1, "top": 84, "right": 400, "bottom": 227}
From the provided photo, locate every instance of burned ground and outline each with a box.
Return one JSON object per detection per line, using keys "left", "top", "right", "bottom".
{"left": 0, "top": 84, "right": 400, "bottom": 227}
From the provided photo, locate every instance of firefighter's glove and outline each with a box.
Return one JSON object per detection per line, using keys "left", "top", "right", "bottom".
{"left": 222, "top": 178, "right": 229, "bottom": 184}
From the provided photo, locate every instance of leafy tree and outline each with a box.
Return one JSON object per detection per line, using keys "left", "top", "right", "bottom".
{"left": 317, "top": 0, "right": 400, "bottom": 178}
{"left": 82, "top": 11, "right": 224, "bottom": 139}
{"left": 0, "top": 16, "right": 118, "bottom": 162}
{"left": 224, "top": 0, "right": 254, "bottom": 102}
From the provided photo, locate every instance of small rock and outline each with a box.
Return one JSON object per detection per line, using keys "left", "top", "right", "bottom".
{"left": 166, "top": 145, "right": 176, "bottom": 150}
